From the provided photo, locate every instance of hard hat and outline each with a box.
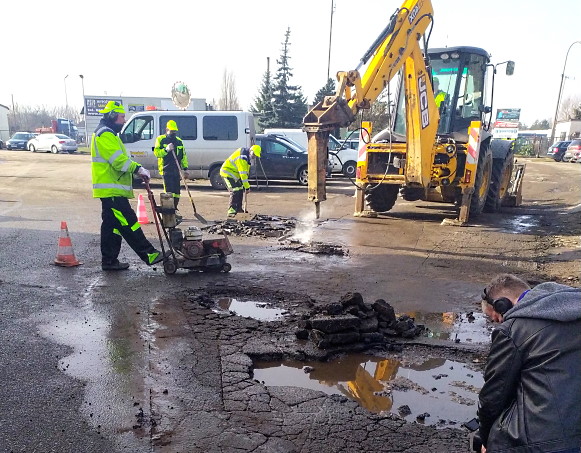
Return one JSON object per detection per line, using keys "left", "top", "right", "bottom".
{"left": 250, "top": 144, "right": 261, "bottom": 158}
{"left": 166, "top": 120, "right": 179, "bottom": 131}
{"left": 99, "top": 100, "right": 125, "bottom": 114}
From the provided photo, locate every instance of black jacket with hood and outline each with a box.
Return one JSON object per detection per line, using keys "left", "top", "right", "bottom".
{"left": 478, "top": 282, "right": 581, "bottom": 452}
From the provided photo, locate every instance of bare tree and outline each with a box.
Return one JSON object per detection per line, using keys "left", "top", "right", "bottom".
{"left": 218, "top": 69, "right": 240, "bottom": 111}
{"left": 559, "top": 94, "right": 581, "bottom": 121}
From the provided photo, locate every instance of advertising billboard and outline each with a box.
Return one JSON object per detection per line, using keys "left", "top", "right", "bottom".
{"left": 496, "top": 108, "right": 521, "bottom": 121}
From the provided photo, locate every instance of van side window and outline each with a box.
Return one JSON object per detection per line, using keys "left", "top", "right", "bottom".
{"left": 160, "top": 116, "right": 197, "bottom": 140}
{"left": 203, "top": 116, "right": 238, "bottom": 140}
{"left": 121, "top": 116, "right": 154, "bottom": 143}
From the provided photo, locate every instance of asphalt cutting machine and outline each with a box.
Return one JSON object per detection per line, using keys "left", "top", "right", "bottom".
{"left": 145, "top": 183, "right": 233, "bottom": 275}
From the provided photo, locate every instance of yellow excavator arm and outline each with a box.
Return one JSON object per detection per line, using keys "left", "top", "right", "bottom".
{"left": 304, "top": 0, "right": 439, "bottom": 216}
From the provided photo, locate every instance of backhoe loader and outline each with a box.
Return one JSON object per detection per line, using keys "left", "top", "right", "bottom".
{"left": 303, "top": 0, "right": 523, "bottom": 224}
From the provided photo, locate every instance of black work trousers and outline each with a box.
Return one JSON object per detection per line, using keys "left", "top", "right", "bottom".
{"left": 163, "top": 173, "right": 181, "bottom": 209}
{"left": 100, "top": 197, "right": 158, "bottom": 265}
{"left": 224, "top": 177, "right": 244, "bottom": 212}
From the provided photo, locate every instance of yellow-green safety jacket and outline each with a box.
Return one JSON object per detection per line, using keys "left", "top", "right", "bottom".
{"left": 153, "top": 135, "right": 188, "bottom": 176}
{"left": 220, "top": 147, "right": 251, "bottom": 190}
{"left": 91, "top": 122, "right": 140, "bottom": 198}
{"left": 435, "top": 90, "right": 447, "bottom": 108}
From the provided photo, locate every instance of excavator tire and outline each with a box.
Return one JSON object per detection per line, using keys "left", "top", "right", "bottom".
{"left": 365, "top": 184, "right": 399, "bottom": 212}
{"left": 484, "top": 149, "right": 514, "bottom": 213}
{"left": 469, "top": 145, "right": 493, "bottom": 218}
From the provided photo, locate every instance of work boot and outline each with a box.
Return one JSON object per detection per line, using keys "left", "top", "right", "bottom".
{"left": 102, "top": 260, "right": 130, "bottom": 271}
{"left": 175, "top": 211, "right": 183, "bottom": 225}
{"left": 148, "top": 250, "right": 169, "bottom": 266}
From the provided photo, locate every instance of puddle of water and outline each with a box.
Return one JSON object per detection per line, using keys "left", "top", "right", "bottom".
{"left": 505, "top": 215, "right": 538, "bottom": 234}
{"left": 254, "top": 354, "right": 483, "bottom": 426}
{"left": 407, "top": 311, "right": 491, "bottom": 344}
{"left": 213, "top": 297, "right": 286, "bottom": 321}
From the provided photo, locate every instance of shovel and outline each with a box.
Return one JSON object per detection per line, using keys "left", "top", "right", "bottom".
{"left": 169, "top": 148, "right": 208, "bottom": 224}
{"left": 234, "top": 189, "right": 253, "bottom": 221}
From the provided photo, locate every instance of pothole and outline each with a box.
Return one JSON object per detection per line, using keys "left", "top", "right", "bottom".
{"left": 211, "top": 297, "right": 287, "bottom": 321}
{"left": 253, "top": 353, "right": 483, "bottom": 427}
{"left": 409, "top": 311, "right": 491, "bottom": 344}
{"left": 203, "top": 214, "right": 348, "bottom": 256}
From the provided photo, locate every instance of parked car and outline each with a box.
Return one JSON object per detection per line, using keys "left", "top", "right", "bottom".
{"left": 328, "top": 137, "right": 360, "bottom": 178}
{"left": 546, "top": 140, "right": 572, "bottom": 161}
{"left": 6, "top": 132, "right": 37, "bottom": 150}
{"left": 563, "top": 139, "right": 581, "bottom": 163}
{"left": 253, "top": 134, "right": 310, "bottom": 186}
{"left": 27, "top": 134, "right": 78, "bottom": 154}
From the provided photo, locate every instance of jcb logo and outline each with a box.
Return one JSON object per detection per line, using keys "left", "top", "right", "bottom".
{"left": 408, "top": 1, "right": 421, "bottom": 24}
{"left": 418, "top": 75, "right": 429, "bottom": 129}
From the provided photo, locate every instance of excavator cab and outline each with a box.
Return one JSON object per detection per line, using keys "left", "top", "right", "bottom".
{"left": 393, "top": 46, "right": 490, "bottom": 143}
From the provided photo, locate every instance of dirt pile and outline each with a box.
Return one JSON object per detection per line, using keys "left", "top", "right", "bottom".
{"left": 295, "top": 292, "right": 425, "bottom": 349}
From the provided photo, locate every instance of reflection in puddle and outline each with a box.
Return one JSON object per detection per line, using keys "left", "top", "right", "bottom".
{"left": 253, "top": 354, "right": 483, "bottom": 426}
{"left": 505, "top": 215, "right": 538, "bottom": 234}
{"left": 214, "top": 297, "right": 286, "bottom": 321}
{"left": 408, "top": 311, "right": 491, "bottom": 344}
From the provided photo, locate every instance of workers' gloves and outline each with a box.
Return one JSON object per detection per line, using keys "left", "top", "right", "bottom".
{"left": 182, "top": 170, "right": 190, "bottom": 179}
{"left": 166, "top": 143, "right": 175, "bottom": 152}
{"left": 137, "top": 166, "right": 151, "bottom": 181}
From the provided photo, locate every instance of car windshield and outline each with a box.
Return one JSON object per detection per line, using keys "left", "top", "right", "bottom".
{"left": 12, "top": 133, "right": 29, "bottom": 140}
{"left": 274, "top": 135, "right": 305, "bottom": 152}
{"left": 55, "top": 134, "right": 70, "bottom": 139}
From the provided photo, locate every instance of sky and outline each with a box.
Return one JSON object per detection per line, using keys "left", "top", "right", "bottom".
{"left": 2, "top": 0, "right": 581, "bottom": 127}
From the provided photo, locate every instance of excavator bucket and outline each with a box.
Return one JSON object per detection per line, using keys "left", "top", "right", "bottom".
{"left": 502, "top": 162, "right": 526, "bottom": 207}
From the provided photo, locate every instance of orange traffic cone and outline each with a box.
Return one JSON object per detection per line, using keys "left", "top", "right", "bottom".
{"left": 137, "top": 194, "right": 150, "bottom": 224}
{"left": 54, "top": 221, "right": 81, "bottom": 267}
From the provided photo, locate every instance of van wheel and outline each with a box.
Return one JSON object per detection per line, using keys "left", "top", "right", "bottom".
{"left": 297, "top": 166, "right": 308, "bottom": 185}
{"left": 209, "top": 167, "right": 226, "bottom": 190}
{"left": 342, "top": 160, "right": 357, "bottom": 178}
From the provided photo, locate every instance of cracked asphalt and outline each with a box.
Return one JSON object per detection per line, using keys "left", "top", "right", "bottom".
{"left": 0, "top": 151, "right": 579, "bottom": 452}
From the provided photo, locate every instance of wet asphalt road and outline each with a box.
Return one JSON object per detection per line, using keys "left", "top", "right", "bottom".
{"left": 0, "top": 150, "right": 579, "bottom": 452}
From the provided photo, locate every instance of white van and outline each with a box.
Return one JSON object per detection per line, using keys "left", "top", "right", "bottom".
{"left": 120, "top": 110, "right": 255, "bottom": 188}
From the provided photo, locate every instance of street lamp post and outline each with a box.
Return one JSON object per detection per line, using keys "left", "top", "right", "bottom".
{"left": 79, "top": 75, "right": 86, "bottom": 143}
{"left": 64, "top": 75, "right": 69, "bottom": 112}
{"left": 549, "top": 41, "right": 581, "bottom": 146}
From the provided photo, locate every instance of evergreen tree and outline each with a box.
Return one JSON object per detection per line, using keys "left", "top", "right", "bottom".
{"left": 251, "top": 68, "right": 275, "bottom": 132}
{"left": 313, "top": 78, "right": 336, "bottom": 105}
{"left": 271, "top": 28, "right": 308, "bottom": 128}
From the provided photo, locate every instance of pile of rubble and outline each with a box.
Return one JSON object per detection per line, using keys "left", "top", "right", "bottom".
{"left": 295, "top": 292, "right": 425, "bottom": 349}
{"left": 204, "top": 215, "right": 295, "bottom": 238}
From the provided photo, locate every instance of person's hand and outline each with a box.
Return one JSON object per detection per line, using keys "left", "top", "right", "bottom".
{"left": 137, "top": 166, "right": 150, "bottom": 181}
{"left": 182, "top": 170, "right": 190, "bottom": 179}
{"left": 245, "top": 188, "right": 250, "bottom": 193}
{"left": 481, "top": 445, "right": 486, "bottom": 453}
{"left": 166, "top": 143, "right": 175, "bottom": 152}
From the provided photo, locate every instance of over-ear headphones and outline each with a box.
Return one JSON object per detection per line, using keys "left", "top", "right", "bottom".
{"left": 482, "top": 288, "right": 513, "bottom": 315}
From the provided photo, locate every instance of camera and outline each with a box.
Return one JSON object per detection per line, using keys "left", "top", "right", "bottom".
{"left": 463, "top": 418, "right": 482, "bottom": 452}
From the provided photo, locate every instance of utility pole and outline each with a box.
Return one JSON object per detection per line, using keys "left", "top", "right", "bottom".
{"left": 549, "top": 41, "right": 581, "bottom": 146}
{"left": 326, "top": 0, "right": 335, "bottom": 82}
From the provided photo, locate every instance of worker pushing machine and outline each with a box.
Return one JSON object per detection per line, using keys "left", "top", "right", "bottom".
{"left": 91, "top": 101, "right": 166, "bottom": 271}
{"left": 220, "top": 145, "right": 261, "bottom": 217}
{"left": 154, "top": 120, "right": 189, "bottom": 214}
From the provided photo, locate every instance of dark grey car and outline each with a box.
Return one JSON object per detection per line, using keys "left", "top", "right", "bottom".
{"left": 6, "top": 132, "right": 37, "bottom": 150}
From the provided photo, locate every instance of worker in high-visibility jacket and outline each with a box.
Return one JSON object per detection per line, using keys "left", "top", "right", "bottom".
{"left": 153, "top": 120, "right": 188, "bottom": 211}
{"left": 433, "top": 77, "right": 447, "bottom": 109}
{"left": 220, "top": 144, "right": 261, "bottom": 217}
{"left": 91, "top": 100, "right": 165, "bottom": 271}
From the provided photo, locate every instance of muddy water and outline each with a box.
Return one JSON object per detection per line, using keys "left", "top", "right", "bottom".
{"left": 254, "top": 353, "right": 483, "bottom": 426}
{"left": 213, "top": 297, "right": 287, "bottom": 321}
{"left": 410, "top": 311, "right": 492, "bottom": 344}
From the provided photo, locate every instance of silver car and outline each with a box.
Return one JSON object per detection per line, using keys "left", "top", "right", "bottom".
{"left": 27, "top": 134, "right": 78, "bottom": 154}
